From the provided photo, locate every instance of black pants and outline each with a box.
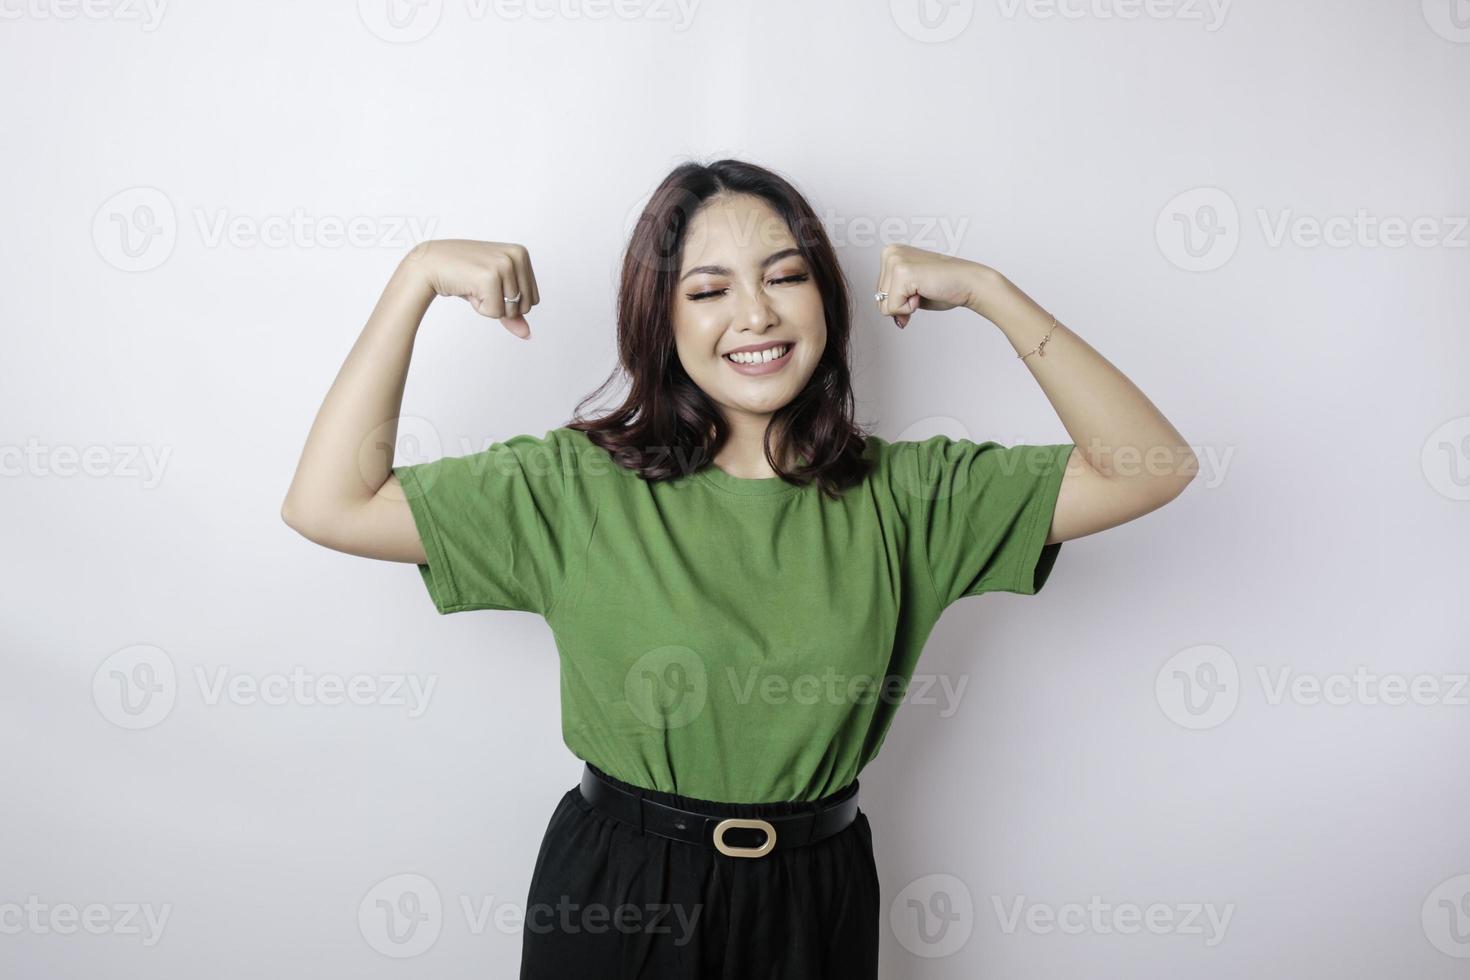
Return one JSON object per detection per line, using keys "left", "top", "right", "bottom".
{"left": 519, "top": 764, "right": 881, "bottom": 979}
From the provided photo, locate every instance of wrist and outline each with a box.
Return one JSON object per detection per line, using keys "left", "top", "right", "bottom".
{"left": 392, "top": 246, "right": 438, "bottom": 303}
{"left": 963, "top": 264, "right": 1011, "bottom": 319}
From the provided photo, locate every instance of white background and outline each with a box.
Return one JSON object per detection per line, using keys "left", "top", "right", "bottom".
{"left": 2, "top": 0, "right": 1468, "bottom": 976}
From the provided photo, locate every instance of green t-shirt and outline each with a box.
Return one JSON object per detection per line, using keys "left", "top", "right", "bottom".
{"left": 393, "top": 426, "right": 1071, "bottom": 804}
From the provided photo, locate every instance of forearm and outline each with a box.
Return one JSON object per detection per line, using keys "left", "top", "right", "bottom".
{"left": 281, "top": 254, "right": 435, "bottom": 530}
{"left": 966, "top": 267, "right": 1197, "bottom": 499}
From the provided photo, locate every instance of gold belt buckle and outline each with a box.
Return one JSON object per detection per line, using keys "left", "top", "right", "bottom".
{"left": 712, "top": 817, "right": 777, "bottom": 858}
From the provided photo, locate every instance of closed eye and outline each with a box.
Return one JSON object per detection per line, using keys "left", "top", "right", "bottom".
{"left": 687, "top": 274, "right": 809, "bottom": 301}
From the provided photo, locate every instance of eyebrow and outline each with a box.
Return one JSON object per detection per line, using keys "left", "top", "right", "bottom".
{"left": 678, "top": 247, "right": 805, "bottom": 282}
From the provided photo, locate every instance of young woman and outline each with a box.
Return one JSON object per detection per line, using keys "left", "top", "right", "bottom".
{"left": 282, "top": 159, "right": 1196, "bottom": 978}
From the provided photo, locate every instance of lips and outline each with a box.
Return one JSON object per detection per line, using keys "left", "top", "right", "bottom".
{"left": 722, "top": 342, "right": 793, "bottom": 363}
{"left": 722, "top": 339, "right": 793, "bottom": 356}
{"left": 722, "top": 342, "right": 795, "bottom": 375}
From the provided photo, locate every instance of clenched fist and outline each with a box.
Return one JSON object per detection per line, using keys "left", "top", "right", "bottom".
{"left": 404, "top": 239, "right": 542, "bottom": 339}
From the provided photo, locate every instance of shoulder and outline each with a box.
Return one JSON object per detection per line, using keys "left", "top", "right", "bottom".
{"left": 499, "top": 425, "right": 607, "bottom": 462}
{"left": 848, "top": 433, "right": 928, "bottom": 512}
{"left": 859, "top": 433, "right": 1007, "bottom": 514}
{"left": 542, "top": 425, "right": 641, "bottom": 496}
{"left": 546, "top": 425, "right": 608, "bottom": 470}
{"left": 859, "top": 431, "right": 943, "bottom": 482}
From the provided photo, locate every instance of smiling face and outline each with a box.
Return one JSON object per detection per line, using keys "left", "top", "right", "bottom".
{"left": 671, "top": 193, "right": 827, "bottom": 437}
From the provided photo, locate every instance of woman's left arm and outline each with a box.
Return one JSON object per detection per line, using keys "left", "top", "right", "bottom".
{"left": 875, "top": 244, "right": 1199, "bottom": 546}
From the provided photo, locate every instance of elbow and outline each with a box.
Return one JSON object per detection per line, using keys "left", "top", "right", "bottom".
{"left": 281, "top": 501, "right": 307, "bottom": 538}
{"left": 1174, "top": 448, "right": 1201, "bottom": 495}
{"left": 1156, "top": 451, "right": 1199, "bottom": 505}
{"left": 281, "top": 495, "right": 324, "bottom": 542}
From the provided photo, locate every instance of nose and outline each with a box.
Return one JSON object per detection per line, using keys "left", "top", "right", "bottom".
{"left": 734, "top": 282, "right": 777, "bottom": 331}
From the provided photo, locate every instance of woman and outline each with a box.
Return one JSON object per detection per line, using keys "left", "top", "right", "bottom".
{"left": 281, "top": 159, "right": 1196, "bottom": 978}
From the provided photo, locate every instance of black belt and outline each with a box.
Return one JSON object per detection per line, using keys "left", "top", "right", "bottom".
{"left": 578, "top": 763, "right": 861, "bottom": 859}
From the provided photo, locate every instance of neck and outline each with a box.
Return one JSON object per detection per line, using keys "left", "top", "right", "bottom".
{"left": 711, "top": 416, "right": 787, "bottom": 479}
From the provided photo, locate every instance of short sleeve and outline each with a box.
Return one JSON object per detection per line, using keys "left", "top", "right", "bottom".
{"left": 391, "top": 428, "right": 582, "bottom": 617}
{"left": 896, "top": 436, "right": 1073, "bottom": 606}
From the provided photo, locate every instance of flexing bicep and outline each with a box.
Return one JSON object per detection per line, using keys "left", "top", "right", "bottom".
{"left": 288, "top": 474, "right": 428, "bottom": 564}
{"left": 1046, "top": 447, "right": 1181, "bottom": 545}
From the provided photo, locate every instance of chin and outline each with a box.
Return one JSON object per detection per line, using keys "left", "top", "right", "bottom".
{"left": 731, "top": 394, "right": 796, "bottom": 415}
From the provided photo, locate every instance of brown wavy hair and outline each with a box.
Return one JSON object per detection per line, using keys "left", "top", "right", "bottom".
{"left": 566, "top": 158, "right": 873, "bottom": 500}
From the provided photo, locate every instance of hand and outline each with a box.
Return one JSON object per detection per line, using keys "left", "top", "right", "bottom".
{"left": 874, "top": 243, "right": 993, "bottom": 329}
{"left": 403, "top": 239, "right": 542, "bottom": 339}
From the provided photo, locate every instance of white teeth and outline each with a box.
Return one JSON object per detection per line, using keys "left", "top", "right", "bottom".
{"left": 726, "top": 344, "right": 790, "bottom": 365}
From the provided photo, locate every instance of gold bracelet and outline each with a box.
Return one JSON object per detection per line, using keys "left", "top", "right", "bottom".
{"left": 1018, "top": 317, "right": 1058, "bottom": 360}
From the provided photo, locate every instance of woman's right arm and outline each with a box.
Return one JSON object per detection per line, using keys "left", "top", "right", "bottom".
{"left": 279, "top": 240, "right": 541, "bottom": 563}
